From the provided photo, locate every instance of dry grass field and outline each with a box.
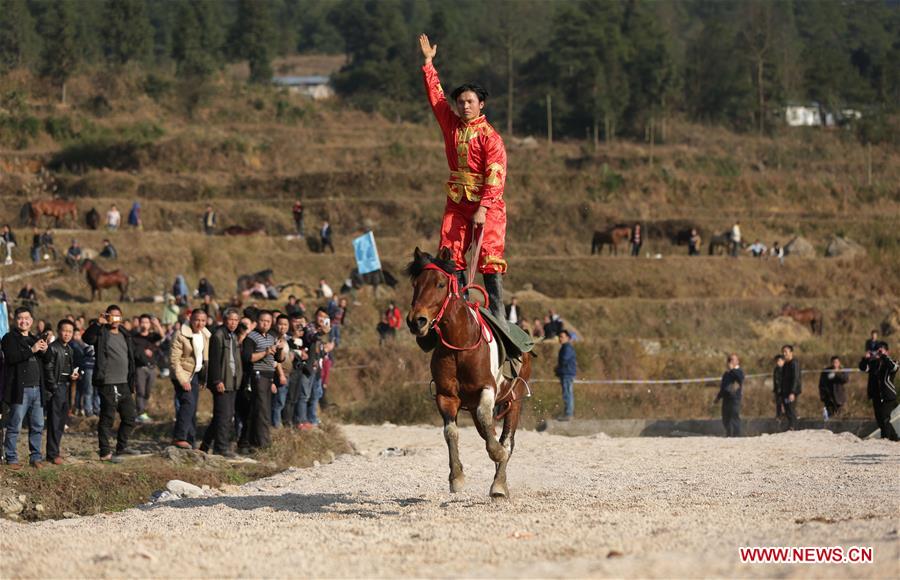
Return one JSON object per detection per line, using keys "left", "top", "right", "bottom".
{"left": 1, "top": 65, "right": 898, "bottom": 424}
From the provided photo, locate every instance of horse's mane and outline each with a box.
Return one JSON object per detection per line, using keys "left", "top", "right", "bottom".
{"left": 404, "top": 251, "right": 455, "bottom": 280}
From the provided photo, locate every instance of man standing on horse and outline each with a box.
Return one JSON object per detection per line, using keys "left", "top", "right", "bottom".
{"left": 419, "top": 33, "right": 509, "bottom": 328}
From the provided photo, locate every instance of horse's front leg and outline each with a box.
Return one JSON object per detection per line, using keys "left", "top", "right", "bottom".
{"left": 436, "top": 393, "right": 464, "bottom": 493}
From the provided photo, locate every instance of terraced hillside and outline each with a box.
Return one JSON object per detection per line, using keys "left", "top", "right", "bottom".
{"left": 1, "top": 81, "right": 898, "bottom": 425}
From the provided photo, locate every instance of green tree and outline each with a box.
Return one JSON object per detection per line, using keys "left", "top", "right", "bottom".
{"left": 39, "top": 0, "right": 78, "bottom": 103}
{"left": 172, "top": 0, "right": 224, "bottom": 79}
{"left": 684, "top": 3, "right": 754, "bottom": 129}
{"left": 0, "top": 0, "right": 39, "bottom": 71}
{"left": 102, "top": 0, "right": 153, "bottom": 66}
{"left": 622, "top": 0, "right": 675, "bottom": 136}
{"left": 230, "top": 0, "right": 273, "bottom": 84}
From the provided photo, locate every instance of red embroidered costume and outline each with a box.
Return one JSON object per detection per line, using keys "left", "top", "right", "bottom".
{"left": 422, "top": 62, "right": 508, "bottom": 275}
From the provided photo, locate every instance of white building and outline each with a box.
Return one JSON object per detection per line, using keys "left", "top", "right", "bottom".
{"left": 783, "top": 104, "right": 822, "bottom": 127}
{"left": 272, "top": 76, "right": 334, "bottom": 100}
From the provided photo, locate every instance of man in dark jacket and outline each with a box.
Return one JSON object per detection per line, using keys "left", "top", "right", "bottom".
{"left": 43, "top": 319, "right": 81, "bottom": 464}
{"left": 555, "top": 330, "right": 577, "bottom": 421}
{"left": 818, "top": 356, "right": 849, "bottom": 419}
{"left": 715, "top": 353, "right": 745, "bottom": 437}
{"left": 200, "top": 308, "right": 243, "bottom": 457}
{"left": 860, "top": 342, "right": 899, "bottom": 441}
{"left": 131, "top": 314, "right": 163, "bottom": 422}
{"left": 772, "top": 354, "right": 785, "bottom": 418}
{"left": 1, "top": 306, "right": 48, "bottom": 468}
{"left": 780, "top": 345, "right": 802, "bottom": 430}
{"left": 83, "top": 305, "right": 138, "bottom": 460}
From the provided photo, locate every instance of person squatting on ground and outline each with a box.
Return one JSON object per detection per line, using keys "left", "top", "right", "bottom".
{"left": 43, "top": 319, "right": 80, "bottom": 464}
{"left": 239, "top": 310, "right": 284, "bottom": 453}
{"left": 715, "top": 353, "right": 744, "bottom": 437}
{"left": 780, "top": 345, "right": 802, "bottom": 430}
{"left": 2, "top": 306, "right": 49, "bottom": 468}
{"left": 555, "top": 330, "right": 577, "bottom": 421}
{"left": 818, "top": 356, "right": 849, "bottom": 419}
{"left": 82, "top": 305, "right": 139, "bottom": 460}
{"left": 131, "top": 314, "right": 163, "bottom": 422}
{"left": 200, "top": 308, "right": 243, "bottom": 457}
{"left": 419, "top": 33, "right": 509, "bottom": 329}
{"left": 859, "top": 341, "right": 899, "bottom": 441}
{"left": 772, "top": 354, "right": 785, "bottom": 418}
{"left": 170, "top": 309, "right": 210, "bottom": 449}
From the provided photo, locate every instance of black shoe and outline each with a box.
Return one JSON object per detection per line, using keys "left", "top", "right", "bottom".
{"left": 116, "top": 447, "right": 141, "bottom": 456}
{"left": 555, "top": 415, "right": 572, "bottom": 422}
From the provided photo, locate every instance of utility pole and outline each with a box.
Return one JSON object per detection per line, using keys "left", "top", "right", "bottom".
{"left": 866, "top": 142, "right": 873, "bottom": 186}
{"left": 546, "top": 94, "right": 553, "bottom": 146}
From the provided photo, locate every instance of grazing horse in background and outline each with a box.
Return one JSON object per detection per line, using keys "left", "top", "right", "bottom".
{"left": 85, "top": 207, "right": 100, "bottom": 230}
{"left": 708, "top": 231, "right": 732, "bottom": 255}
{"left": 81, "top": 259, "right": 129, "bottom": 301}
{"left": 237, "top": 269, "right": 275, "bottom": 294}
{"left": 223, "top": 225, "right": 266, "bottom": 236}
{"left": 406, "top": 247, "right": 532, "bottom": 498}
{"left": 781, "top": 304, "right": 824, "bottom": 335}
{"left": 20, "top": 199, "right": 78, "bottom": 227}
{"left": 591, "top": 224, "right": 631, "bottom": 255}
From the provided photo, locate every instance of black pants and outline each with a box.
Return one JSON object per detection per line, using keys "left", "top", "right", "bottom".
{"left": 721, "top": 399, "right": 742, "bottom": 437}
{"left": 202, "top": 389, "right": 236, "bottom": 453}
{"left": 98, "top": 384, "right": 136, "bottom": 456}
{"left": 774, "top": 393, "right": 784, "bottom": 418}
{"left": 783, "top": 397, "right": 799, "bottom": 430}
{"left": 239, "top": 373, "right": 273, "bottom": 450}
{"left": 873, "top": 399, "right": 899, "bottom": 441}
{"left": 45, "top": 382, "right": 69, "bottom": 460}
{"left": 321, "top": 237, "right": 334, "bottom": 253}
{"left": 284, "top": 371, "right": 303, "bottom": 427}
{"left": 172, "top": 375, "right": 201, "bottom": 444}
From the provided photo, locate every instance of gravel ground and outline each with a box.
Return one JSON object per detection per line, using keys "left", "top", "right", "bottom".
{"left": 1, "top": 424, "right": 898, "bottom": 578}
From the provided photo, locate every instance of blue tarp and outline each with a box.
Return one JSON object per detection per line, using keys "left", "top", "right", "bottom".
{"left": 353, "top": 232, "right": 382, "bottom": 275}
{"left": 0, "top": 301, "right": 8, "bottom": 340}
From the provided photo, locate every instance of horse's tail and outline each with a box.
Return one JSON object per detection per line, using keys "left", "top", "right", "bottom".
{"left": 19, "top": 202, "right": 32, "bottom": 225}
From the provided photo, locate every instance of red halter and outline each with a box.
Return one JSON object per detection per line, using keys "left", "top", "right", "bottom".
{"left": 421, "top": 263, "right": 491, "bottom": 352}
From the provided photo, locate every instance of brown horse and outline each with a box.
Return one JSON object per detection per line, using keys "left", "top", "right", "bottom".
{"left": 781, "top": 304, "right": 824, "bottom": 335}
{"left": 406, "top": 247, "right": 532, "bottom": 498}
{"left": 20, "top": 199, "right": 78, "bottom": 227}
{"left": 591, "top": 224, "right": 631, "bottom": 255}
{"left": 81, "top": 259, "right": 129, "bottom": 302}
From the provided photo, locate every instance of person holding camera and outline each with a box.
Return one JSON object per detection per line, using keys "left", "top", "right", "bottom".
{"left": 200, "top": 308, "right": 242, "bottom": 457}
{"left": 131, "top": 314, "right": 164, "bottom": 423}
{"left": 2, "top": 306, "right": 49, "bottom": 468}
{"left": 715, "top": 353, "right": 744, "bottom": 437}
{"left": 43, "top": 319, "right": 81, "bottom": 465}
{"left": 238, "top": 310, "right": 284, "bottom": 453}
{"left": 82, "top": 305, "right": 139, "bottom": 461}
{"left": 860, "top": 342, "right": 899, "bottom": 441}
{"left": 285, "top": 314, "right": 313, "bottom": 429}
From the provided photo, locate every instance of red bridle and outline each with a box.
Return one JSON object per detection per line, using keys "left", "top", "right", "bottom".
{"left": 420, "top": 263, "right": 491, "bottom": 352}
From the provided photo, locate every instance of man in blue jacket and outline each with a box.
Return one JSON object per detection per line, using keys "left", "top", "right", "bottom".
{"left": 555, "top": 330, "right": 577, "bottom": 421}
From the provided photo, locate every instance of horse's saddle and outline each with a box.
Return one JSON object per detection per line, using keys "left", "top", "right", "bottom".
{"left": 415, "top": 307, "right": 535, "bottom": 381}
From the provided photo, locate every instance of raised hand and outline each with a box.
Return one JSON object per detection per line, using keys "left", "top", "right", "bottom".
{"left": 419, "top": 33, "right": 437, "bottom": 63}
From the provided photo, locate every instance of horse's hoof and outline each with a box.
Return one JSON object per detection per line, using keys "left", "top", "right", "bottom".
{"left": 490, "top": 484, "right": 509, "bottom": 499}
{"left": 449, "top": 476, "right": 466, "bottom": 493}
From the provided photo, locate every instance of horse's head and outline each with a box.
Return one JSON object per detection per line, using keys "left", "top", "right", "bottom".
{"left": 404, "top": 247, "right": 456, "bottom": 337}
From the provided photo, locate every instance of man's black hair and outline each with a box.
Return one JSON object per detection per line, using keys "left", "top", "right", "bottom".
{"left": 559, "top": 330, "right": 571, "bottom": 339}
{"left": 139, "top": 313, "right": 152, "bottom": 321}
{"left": 451, "top": 83, "right": 488, "bottom": 103}
{"left": 13, "top": 306, "right": 32, "bottom": 317}
{"left": 243, "top": 306, "right": 259, "bottom": 319}
{"left": 276, "top": 314, "right": 290, "bottom": 324}
{"left": 774, "top": 354, "right": 784, "bottom": 361}
{"left": 782, "top": 344, "right": 794, "bottom": 352}
{"left": 257, "top": 309, "right": 273, "bottom": 320}
{"left": 57, "top": 319, "right": 75, "bottom": 331}
{"left": 830, "top": 355, "right": 840, "bottom": 362}
{"left": 106, "top": 304, "right": 121, "bottom": 314}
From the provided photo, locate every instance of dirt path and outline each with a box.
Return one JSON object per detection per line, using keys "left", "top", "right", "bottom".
{"left": 1, "top": 425, "right": 897, "bottom": 578}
